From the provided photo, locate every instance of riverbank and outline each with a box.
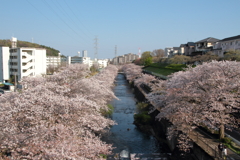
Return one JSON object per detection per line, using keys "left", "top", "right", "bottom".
{"left": 131, "top": 76, "right": 240, "bottom": 160}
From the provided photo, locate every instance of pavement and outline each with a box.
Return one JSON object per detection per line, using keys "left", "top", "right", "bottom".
{"left": 192, "top": 128, "right": 240, "bottom": 160}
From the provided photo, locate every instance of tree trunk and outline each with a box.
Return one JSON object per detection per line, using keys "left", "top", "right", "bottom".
{"left": 219, "top": 124, "right": 225, "bottom": 140}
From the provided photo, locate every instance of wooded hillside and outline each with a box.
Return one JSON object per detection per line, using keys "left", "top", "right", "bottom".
{"left": 0, "top": 39, "right": 60, "bottom": 56}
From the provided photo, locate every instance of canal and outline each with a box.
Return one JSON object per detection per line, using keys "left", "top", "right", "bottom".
{"left": 102, "top": 73, "right": 170, "bottom": 159}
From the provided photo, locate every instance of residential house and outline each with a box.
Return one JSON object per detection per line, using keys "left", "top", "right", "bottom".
{"left": 184, "top": 42, "right": 195, "bottom": 56}
{"left": 213, "top": 35, "right": 240, "bottom": 57}
{"left": 195, "top": 37, "right": 219, "bottom": 54}
{"left": 179, "top": 44, "right": 186, "bottom": 55}
{"left": 164, "top": 47, "right": 173, "bottom": 57}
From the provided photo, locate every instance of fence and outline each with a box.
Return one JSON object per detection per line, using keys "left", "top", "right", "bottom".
{"left": 189, "top": 131, "right": 223, "bottom": 160}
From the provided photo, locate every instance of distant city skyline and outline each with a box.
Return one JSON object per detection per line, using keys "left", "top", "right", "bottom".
{"left": 1, "top": 0, "right": 240, "bottom": 59}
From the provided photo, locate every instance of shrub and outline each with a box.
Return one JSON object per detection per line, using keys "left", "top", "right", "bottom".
{"left": 101, "top": 104, "right": 114, "bottom": 116}
{"left": 134, "top": 111, "right": 152, "bottom": 125}
{"left": 221, "top": 137, "right": 232, "bottom": 144}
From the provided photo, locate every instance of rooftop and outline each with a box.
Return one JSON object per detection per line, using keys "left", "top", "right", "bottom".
{"left": 220, "top": 35, "right": 240, "bottom": 42}
{"left": 195, "top": 37, "right": 219, "bottom": 43}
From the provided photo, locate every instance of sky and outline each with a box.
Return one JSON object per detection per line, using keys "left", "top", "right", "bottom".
{"left": 1, "top": 0, "right": 240, "bottom": 59}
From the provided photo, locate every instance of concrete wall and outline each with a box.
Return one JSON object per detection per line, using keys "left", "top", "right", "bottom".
{"left": 133, "top": 83, "right": 215, "bottom": 160}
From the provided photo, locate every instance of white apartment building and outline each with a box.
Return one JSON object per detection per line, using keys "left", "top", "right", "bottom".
{"left": 9, "top": 47, "right": 46, "bottom": 82}
{"left": 67, "top": 56, "right": 93, "bottom": 68}
{"left": 82, "top": 50, "right": 87, "bottom": 57}
{"left": 0, "top": 46, "right": 46, "bottom": 82}
{"left": 112, "top": 53, "right": 139, "bottom": 64}
{"left": 46, "top": 53, "right": 61, "bottom": 68}
{"left": 97, "top": 59, "right": 108, "bottom": 68}
{"left": 0, "top": 46, "right": 10, "bottom": 83}
{"left": 213, "top": 35, "right": 240, "bottom": 57}
{"left": 0, "top": 38, "right": 46, "bottom": 82}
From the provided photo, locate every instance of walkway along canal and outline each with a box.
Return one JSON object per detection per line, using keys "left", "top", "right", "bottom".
{"left": 102, "top": 73, "right": 171, "bottom": 160}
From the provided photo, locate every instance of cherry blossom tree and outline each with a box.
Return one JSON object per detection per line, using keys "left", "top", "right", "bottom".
{"left": 122, "top": 63, "right": 142, "bottom": 83}
{"left": 0, "top": 63, "right": 119, "bottom": 159}
{"left": 134, "top": 74, "right": 155, "bottom": 88}
{"left": 150, "top": 60, "right": 240, "bottom": 147}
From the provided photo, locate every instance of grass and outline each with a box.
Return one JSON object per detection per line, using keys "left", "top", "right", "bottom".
{"left": 221, "top": 137, "right": 240, "bottom": 155}
{"left": 100, "top": 104, "right": 114, "bottom": 116}
{"left": 136, "top": 102, "right": 149, "bottom": 110}
{"left": 143, "top": 63, "right": 187, "bottom": 76}
{"left": 134, "top": 111, "right": 152, "bottom": 125}
{"left": 99, "top": 154, "right": 107, "bottom": 159}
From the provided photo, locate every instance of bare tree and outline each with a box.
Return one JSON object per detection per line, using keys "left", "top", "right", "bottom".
{"left": 151, "top": 49, "right": 165, "bottom": 63}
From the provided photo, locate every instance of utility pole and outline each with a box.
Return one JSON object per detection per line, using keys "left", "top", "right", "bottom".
{"left": 14, "top": 73, "right": 17, "bottom": 92}
{"left": 115, "top": 45, "right": 118, "bottom": 65}
{"left": 94, "top": 36, "right": 98, "bottom": 61}
{"left": 138, "top": 47, "right": 141, "bottom": 58}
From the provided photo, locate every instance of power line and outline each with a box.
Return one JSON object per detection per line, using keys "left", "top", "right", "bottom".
{"left": 25, "top": 0, "right": 84, "bottom": 45}
{"left": 42, "top": 0, "right": 86, "bottom": 40}
{"left": 63, "top": 0, "right": 94, "bottom": 38}
{"left": 115, "top": 45, "right": 117, "bottom": 58}
{"left": 52, "top": 0, "right": 92, "bottom": 40}
{"left": 115, "top": 45, "right": 118, "bottom": 65}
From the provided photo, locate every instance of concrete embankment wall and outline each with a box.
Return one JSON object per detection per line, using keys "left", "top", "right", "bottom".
{"left": 133, "top": 85, "right": 177, "bottom": 151}
{"left": 133, "top": 84, "right": 214, "bottom": 160}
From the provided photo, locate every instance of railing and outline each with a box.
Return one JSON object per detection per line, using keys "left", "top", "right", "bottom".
{"left": 22, "top": 69, "right": 33, "bottom": 77}
{"left": 21, "top": 52, "right": 33, "bottom": 63}
{"left": 22, "top": 63, "right": 33, "bottom": 70}
{"left": 188, "top": 131, "right": 222, "bottom": 160}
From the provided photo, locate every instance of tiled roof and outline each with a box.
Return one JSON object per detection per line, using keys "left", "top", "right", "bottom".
{"left": 180, "top": 44, "right": 186, "bottom": 47}
{"left": 187, "top": 42, "right": 195, "bottom": 46}
{"left": 220, "top": 35, "right": 240, "bottom": 42}
{"left": 195, "top": 37, "right": 219, "bottom": 43}
{"left": 173, "top": 47, "right": 180, "bottom": 50}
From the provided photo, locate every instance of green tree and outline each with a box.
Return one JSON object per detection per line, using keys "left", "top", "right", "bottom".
{"left": 141, "top": 51, "right": 152, "bottom": 66}
{"left": 224, "top": 49, "right": 240, "bottom": 61}
{"left": 0, "top": 39, "right": 60, "bottom": 56}
{"left": 190, "top": 51, "right": 219, "bottom": 64}
{"left": 144, "top": 57, "right": 153, "bottom": 66}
